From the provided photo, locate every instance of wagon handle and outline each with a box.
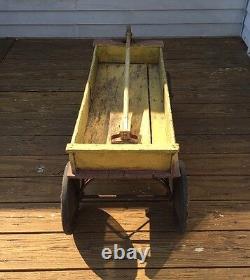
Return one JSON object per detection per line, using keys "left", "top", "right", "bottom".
{"left": 111, "top": 26, "right": 138, "bottom": 144}
{"left": 122, "top": 26, "right": 132, "bottom": 131}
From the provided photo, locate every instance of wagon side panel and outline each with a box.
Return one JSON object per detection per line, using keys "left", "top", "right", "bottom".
{"left": 71, "top": 46, "right": 98, "bottom": 144}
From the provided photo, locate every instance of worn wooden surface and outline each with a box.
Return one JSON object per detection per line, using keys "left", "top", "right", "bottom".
{"left": 0, "top": 37, "right": 250, "bottom": 279}
{"left": 83, "top": 63, "right": 151, "bottom": 144}
{"left": 1, "top": 268, "right": 250, "bottom": 280}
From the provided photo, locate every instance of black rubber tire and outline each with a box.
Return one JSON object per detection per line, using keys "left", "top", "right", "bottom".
{"left": 173, "top": 160, "right": 188, "bottom": 233}
{"left": 61, "top": 163, "right": 81, "bottom": 235}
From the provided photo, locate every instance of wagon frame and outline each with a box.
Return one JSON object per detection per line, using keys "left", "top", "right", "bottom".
{"left": 61, "top": 36, "right": 188, "bottom": 235}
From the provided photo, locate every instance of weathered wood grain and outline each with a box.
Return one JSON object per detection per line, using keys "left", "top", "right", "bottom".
{"left": 83, "top": 63, "right": 151, "bottom": 144}
{"left": 0, "top": 175, "right": 250, "bottom": 203}
{"left": 172, "top": 89, "right": 250, "bottom": 104}
{"left": 0, "top": 70, "right": 89, "bottom": 92}
{"left": 1, "top": 134, "right": 250, "bottom": 155}
{"left": 0, "top": 154, "right": 249, "bottom": 177}
{"left": 175, "top": 118, "right": 250, "bottom": 135}
{"left": 0, "top": 201, "right": 249, "bottom": 233}
{"left": 2, "top": 118, "right": 250, "bottom": 136}
{"left": 2, "top": 92, "right": 250, "bottom": 117}
{"left": 0, "top": 231, "right": 250, "bottom": 270}
{"left": 0, "top": 155, "right": 67, "bottom": 177}
{"left": 1, "top": 268, "right": 250, "bottom": 280}
{"left": 172, "top": 103, "right": 250, "bottom": 118}
{"left": 182, "top": 154, "right": 250, "bottom": 175}
{"left": 177, "top": 135, "right": 250, "bottom": 154}
{"left": 0, "top": 118, "right": 75, "bottom": 136}
{"left": 1, "top": 38, "right": 248, "bottom": 92}
{"left": 1, "top": 39, "right": 93, "bottom": 68}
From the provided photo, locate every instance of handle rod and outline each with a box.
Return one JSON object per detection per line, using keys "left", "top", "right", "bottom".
{"left": 122, "top": 26, "right": 131, "bottom": 131}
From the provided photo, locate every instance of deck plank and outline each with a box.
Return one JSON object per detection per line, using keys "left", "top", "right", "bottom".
{"left": 0, "top": 201, "right": 250, "bottom": 233}
{"left": 0, "top": 175, "right": 250, "bottom": 203}
{"left": 0, "top": 154, "right": 249, "bottom": 177}
{"left": 2, "top": 117, "right": 250, "bottom": 136}
{"left": 1, "top": 268, "right": 250, "bottom": 280}
{"left": 2, "top": 92, "right": 250, "bottom": 117}
{"left": 1, "top": 231, "right": 250, "bottom": 270}
{"left": 1, "top": 134, "right": 250, "bottom": 155}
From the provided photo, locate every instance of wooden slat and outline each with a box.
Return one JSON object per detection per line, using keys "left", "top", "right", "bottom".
{"left": 0, "top": 155, "right": 67, "bottom": 177}
{"left": 1, "top": 134, "right": 250, "bottom": 157}
{"left": 83, "top": 63, "right": 151, "bottom": 144}
{"left": 2, "top": 117, "right": 250, "bottom": 136}
{"left": 1, "top": 38, "right": 248, "bottom": 92}
{"left": 0, "top": 177, "right": 62, "bottom": 203}
{"left": 0, "top": 69, "right": 88, "bottom": 92}
{"left": 177, "top": 135, "right": 250, "bottom": 154}
{"left": 169, "top": 73, "right": 250, "bottom": 94}
{"left": 3, "top": 103, "right": 250, "bottom": 119}
{"left": 0, "top": 201, "right": 250, "bottom": 233}
{"left": 182, "top": 154, "right": 250, "bottom": 175}
{"left": 1, "top": 92, "right": 250, "bottom": 118}
{"left": 0, "top": 154, "right": 250, "bottom": 177}
{"left": 0, "top": 118, "right": 75, "bottom": 136}
{"left": 172, "top": 89, "right": 250, "bottom": 104}
{"left": 148, "top": 64, "right": 168, "bottom": 144}
{"left": 1, "top": 268, "right": 250, "bottom": 280}
{"left": 163, "top": 37, "right": 248, "bottom": 60}
{"left": 2, "top": 39, "right": 93, "bottom": 67}
{"left": 166, "top": 57, "right": 250, "bottom": 70}
{"left": 0, "top": 231, "right": 250, "bottom": 270}
{"left": 189, "top": 176, "right": 250, "bottom": 201}
{"left": 0, "top": 136, "right": 69, "bottom": 156}
{"left": 0, "top": 39, "right": 92, "bottom": 92}
{"left": 175, "top": 118, "right": 250, "bottom": 135}
{"left": 0, "top": 175, "right": 250, "bottom": 203}
{"left": 172, "top": 103, "right": 250, "bottom": 118}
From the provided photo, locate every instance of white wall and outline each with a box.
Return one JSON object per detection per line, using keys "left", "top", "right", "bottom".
{"left": 0, "top": 0, "right": 247, "bottom": 37}
{"left": 242, "top": 0, "right": 250, "bottom": 54}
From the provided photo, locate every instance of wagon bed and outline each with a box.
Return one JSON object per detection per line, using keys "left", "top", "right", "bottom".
{"left": 66, "top": 41, "right": 179, "bottom": 172}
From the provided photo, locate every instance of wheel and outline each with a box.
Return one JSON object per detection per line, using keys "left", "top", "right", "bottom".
{"left": 173, "top": 160, "right": 188, "bottom": 233}
{"left": 61, "top": 163, "right": 81, "bottom": 235}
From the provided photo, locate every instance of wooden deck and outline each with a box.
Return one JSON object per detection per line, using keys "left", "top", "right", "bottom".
{"left": 0, "top": 37, "right": 250, "bottom": 279}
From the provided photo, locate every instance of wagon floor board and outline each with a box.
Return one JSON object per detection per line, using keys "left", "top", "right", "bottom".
{"left": 83, "top": 63, "right": 151, "bottom": 144}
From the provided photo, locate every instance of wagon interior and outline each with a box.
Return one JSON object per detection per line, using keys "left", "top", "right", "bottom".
{"left": 72, "top": 43, "right": 176, "bottom": 147}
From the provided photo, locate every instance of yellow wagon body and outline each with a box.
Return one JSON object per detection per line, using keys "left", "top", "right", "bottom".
{"left": 66, "top": 41, "right": 179, "bottom": 173}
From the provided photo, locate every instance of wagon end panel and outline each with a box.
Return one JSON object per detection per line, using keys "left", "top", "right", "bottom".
{"left": 66, "top": 144, "right": 179, "bottom": 171}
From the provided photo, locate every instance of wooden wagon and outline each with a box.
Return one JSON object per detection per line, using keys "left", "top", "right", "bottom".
{"left": 61, "top": 29, "right": 188, "bottom": 235}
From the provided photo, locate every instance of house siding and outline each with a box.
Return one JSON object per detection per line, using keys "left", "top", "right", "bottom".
{"left": 0, "top": 0, "right": 247, "bottom": 38}
{"left": 242, "top": 1, "right": 250, "bottom": 53}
